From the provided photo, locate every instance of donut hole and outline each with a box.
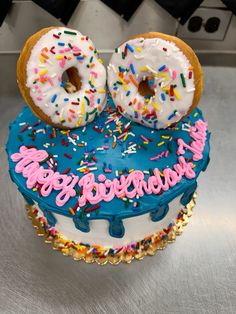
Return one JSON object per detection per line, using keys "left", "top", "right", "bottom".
{"left": 138, "top": 76, "right": 155, "bottom": 98}
{"left": 62, "top": 67, "right": 82, "bottom": 94}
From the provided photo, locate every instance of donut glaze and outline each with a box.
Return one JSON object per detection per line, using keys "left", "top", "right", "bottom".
{"left": 107, "top": 33, "right": 203, "bottom": 129}
{"left": 7, "top": 96, "right": 210, "bottom": 242}
{"left": 17, "top": 27, "right": 107, "bottom": 129}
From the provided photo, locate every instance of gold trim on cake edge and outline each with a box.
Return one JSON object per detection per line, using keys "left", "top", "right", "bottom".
{"left": 25, "top": 193, "right": 196, "bottom": 265}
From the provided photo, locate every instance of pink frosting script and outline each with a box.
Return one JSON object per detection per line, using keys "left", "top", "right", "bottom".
{"left": 10, "top": 120, "right": 208, "bottom": 207}
{"left": 11, "top": 146, "right": 78, "bottom": 206}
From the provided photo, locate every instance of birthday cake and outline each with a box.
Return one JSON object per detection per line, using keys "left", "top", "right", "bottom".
{"left": 7, "top": 27, "right": 210, "bottom": 264}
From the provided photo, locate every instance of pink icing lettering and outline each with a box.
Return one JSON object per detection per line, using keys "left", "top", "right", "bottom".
{"left": 11, "top": 146, "right": 48, "bottom": 172}
{"left": 78, "top": 156, "right": 196, "bottom": 206}
{"left": 163, "top": 168, "right": 179, "bottom": 187}
{"left": 10, "top": 146, "right": 78, "bottom": 207}
{"left": 56, "top": 175, "right": 79, "bottom": 206}
{"left": 98, "top": 179, "right": 115, "bottom": 201}
{"left": 98, "top": 174, "right": 106, "bottom": 182}
{"left": 22, "top": 161, "right": 40, "bottom": 179}
{"left": 37, "top": 169, "right": 55, "bottom": 197}
{"left": 10, "top": 120, "right": 207, "bottom": 207}
{"left": 177, "top": 120, "right": 207, "bottom": 161}
{"left": 26, "top": 166, "right": 44, "bottom": 189}
{"left": 78, "top": 173, "right": 100, "bottom": 206}
{"left": 149, "top": 170, "right": 162, "bottom": 194}
{"left": 178, "top": 156, "right": 195, "bottom": 179}
{"left": 177, "top": 139, "right": 203, "bottom": 161}
{"left": 125, "top": 171, "right": 144, "bottom": 197}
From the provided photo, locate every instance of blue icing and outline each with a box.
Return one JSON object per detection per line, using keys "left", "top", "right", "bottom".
{"left": 109, "top": 218, "right": 125, "bottom": 238}
{"left": 150, "top": 204, "right": 169, "bottom": 222}
{"left": 73, "top": 215, "right": 90, "bottom": 233}
{"left": 180, "top": 181, "right": 198, "bottom": 206}
{"left": 40, "top": 207, "right": 56, "bottom": 227}
{"left": 6, "top": 96, "right": 210, "bottom": 238}
{"left": 202, "top": 154, "right": 210, "bottom": 172}
{"left": 21, "top": 191, "right": 34, "bottom": 206}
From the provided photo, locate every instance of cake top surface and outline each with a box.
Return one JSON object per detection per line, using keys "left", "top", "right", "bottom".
{"left": 7, "top": 96, "right": 210, "bottom": 236}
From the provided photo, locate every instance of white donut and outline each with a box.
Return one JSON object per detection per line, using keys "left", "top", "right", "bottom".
{"left": 18, "top": 27, "right": 107, "bottom": 129}
{"left": 107, "top": 36, "right": 197, "bottom": 129}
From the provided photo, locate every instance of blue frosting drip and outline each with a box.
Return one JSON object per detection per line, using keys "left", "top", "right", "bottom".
{"left": 21, "top": 191, "right": 35, "bottom": 206}
{"left": 180, "top": 181, "right": 198, "bottom": 206}
{"left": 6, "top": 96, "right": 210, "bottom": 238}
{"left": 73, "top": 215, "right": 90, "bottom": 233}
{"left": 150, "top": 204, "right": 169, "bottom": 222}
{"left": 40, "top": 207, "right": 57, "bottom": 227}
{"left": 109, "top": 218, "right": 125, "bottom": 238}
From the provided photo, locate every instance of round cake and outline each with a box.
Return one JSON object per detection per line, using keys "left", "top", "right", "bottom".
{"left": 7, "top": 95, "right": 210, "bottom": 264}
{"left": 7, "top": 27, "right": 210, "bottom": 264}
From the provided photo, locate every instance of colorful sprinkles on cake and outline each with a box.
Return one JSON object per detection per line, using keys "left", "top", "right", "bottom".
{"left": 26, "top": 193, "right": 196, "bottom": 264}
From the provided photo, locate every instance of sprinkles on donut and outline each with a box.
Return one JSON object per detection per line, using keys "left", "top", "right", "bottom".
{"left": 107, "top": 32, "right": 203, "bottom": 129}
{"left": 17, "top": 27, "right": 107, "bottom": 129}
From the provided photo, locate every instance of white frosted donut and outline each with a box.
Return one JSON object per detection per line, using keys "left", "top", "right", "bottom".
{"left": 18, "top": 27, "right": 107, "bottom": 129}
{"left": 107, "top": 36, "right": 197, "bottom": 129}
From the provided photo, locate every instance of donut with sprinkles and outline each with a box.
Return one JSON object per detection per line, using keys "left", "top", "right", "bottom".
{"left": 107, "top": 32, "right": 203, "bottom": 129}
{"left": 17, "top": 27, "right": 107, "bottom": 129}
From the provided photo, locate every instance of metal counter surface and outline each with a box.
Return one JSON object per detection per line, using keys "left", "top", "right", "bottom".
{"left": 0, "top": 66, "right": 236, "bottom": 314}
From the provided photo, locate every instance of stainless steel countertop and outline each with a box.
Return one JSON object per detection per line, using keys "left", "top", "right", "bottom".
{"left": 1, "top": 66, "right": 236, "bottom": 314}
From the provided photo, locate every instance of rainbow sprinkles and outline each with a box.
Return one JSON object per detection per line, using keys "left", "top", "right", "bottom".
{"left": 10, "top": 120, "right": 207, "bottom": 207}
{"left": 25, "top": 27, "right": 106, "bottom": 128}
{"left": 108, "top": 37, "right": 196, "bottom": 129}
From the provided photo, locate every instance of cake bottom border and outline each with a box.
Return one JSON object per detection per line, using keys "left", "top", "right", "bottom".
{"left": 25, "top": 193, "right": 196, "bottom": 265}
